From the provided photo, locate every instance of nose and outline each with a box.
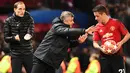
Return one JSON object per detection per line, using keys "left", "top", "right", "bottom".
{"left": 95, "top": 17, "right": 97, "bottom": 20}
{"left": 22, "top": 10, "right": 25, "bottom": 13}
{"left": 72, "top": 21, "right": 74, "bottom": 24}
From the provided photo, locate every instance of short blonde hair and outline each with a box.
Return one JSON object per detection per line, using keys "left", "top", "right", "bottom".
{"left": 60, "top": 11, "right": 74, "bottom": 21}
{"left": 14, "top": 1, "right": 25, "bottom": 8}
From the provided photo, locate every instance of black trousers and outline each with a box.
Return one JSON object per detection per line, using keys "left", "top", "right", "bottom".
{"left": 11, "top": 53, "right": 33, "bottom": 73}
{"left": 31, "top": 56, "right": 55, "bottom": 73}
{"left": 99, "top": 55, "right": 125, "bottom": 73}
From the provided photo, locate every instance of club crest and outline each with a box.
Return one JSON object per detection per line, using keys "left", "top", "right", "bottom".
{"left": 110, "top": 26, "right": 115, "bottom": 31}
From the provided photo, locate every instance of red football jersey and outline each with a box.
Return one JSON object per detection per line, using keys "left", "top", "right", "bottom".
{"left": 93, "top": 18, "right": 128, "bottom": 55}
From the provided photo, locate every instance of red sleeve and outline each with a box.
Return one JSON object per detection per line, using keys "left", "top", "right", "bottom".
{"left": 93, "top": 31, "right": 101, "bottom": 41}
{"left": 118, "top": 21, "right": 128, "bottom": 35}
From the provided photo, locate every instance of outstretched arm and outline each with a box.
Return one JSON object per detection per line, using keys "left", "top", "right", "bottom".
{"left": 53, "top": 24, "right": 96, "bottom": 36}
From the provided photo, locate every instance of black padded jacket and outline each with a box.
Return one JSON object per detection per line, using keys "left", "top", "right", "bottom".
{"left": 4, "top": 11, "right": 34, "bottom": 55}
{"left": 34, "top": 17, "right": 85, "bottom": 69}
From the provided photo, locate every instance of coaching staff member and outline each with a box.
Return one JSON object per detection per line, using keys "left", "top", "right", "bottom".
{"left": 31, "top": 11, "right": 96, "bottom": 73}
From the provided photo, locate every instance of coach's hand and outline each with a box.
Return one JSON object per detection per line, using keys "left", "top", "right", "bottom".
{"left": 24, "top": 34, "right": 32, "bottom": 40}
{"left": 78, "top": 33, "right": 88, "bottom": 43}
{"left": 15, "top": 34, "right": 20, "bottom": 41}
{"left": 85, "top": 25, "right": 96, "bottom": 35}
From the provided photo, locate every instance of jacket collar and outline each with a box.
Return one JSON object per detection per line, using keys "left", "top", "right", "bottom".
{"left": 52, "top": 17, "right": 70, "bottom": 27}
{"left": 13, "top": 11, "right": 31, "bottom": 21}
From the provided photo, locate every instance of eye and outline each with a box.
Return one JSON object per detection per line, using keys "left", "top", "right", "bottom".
{"left": 23, "top": 8, "right": 25, "bottom": 10}
{"left": 18, "top": 8, "right": 22, "bottom": 10}
{"left": 96, "top": 15, "right": 99, "bottom": 18}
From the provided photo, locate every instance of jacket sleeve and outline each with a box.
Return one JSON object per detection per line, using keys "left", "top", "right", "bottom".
{"left": 53, "top": 24, "right": 85, "bottom": 36}
{"left": 4, "top": 19, "right": 15, "bottom": 43}
{"left": 27, "top": 17, "right": 34, "bottom": 36}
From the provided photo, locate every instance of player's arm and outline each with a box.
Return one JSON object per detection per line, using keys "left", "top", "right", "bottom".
{"left": 93, "top": 30, "right": 102, "bottom": 50}
{"left": 117, "top": 21, "right": 130, "bottom": 49}
{"left": 93, "top": 41, "right": 102, "bottom": 50}
{"left": 93, "top": 41, "right": 107, "bottom": 54}
{"left": 117, "top": 32, "right": 130, "bottom": 49}
{"left": 120, "top": 32, "right": 130, "bottom": 44}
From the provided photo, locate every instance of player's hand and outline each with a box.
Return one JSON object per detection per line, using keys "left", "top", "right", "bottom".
{"left": 15, "top": 34, "right": 20, "bottom": 41}
{"left": 100, "top": 45, "right": 109, "bottom": 54}
{"left": 24, "top": 34, "right": 32, "bottom": 40}
{"left": 78, "top": 33, "right": 88, "bottom": 43}
{"left": 113, "top": 42, "right": 122, "bottom": 53}
{"left": 85, "top": 25, "right": 96, "bottom": 35}
{"left": 116, "top": 42, "right": 123, "bottom": 50}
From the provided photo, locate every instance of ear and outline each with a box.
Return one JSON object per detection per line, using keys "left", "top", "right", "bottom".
{"left": 63, "top": 20, "right": 68, "bottom": 25}
{"left": 102, "top": 12, "right": 107, "bottom": 16}
{"left": 63, "top": 19, "right": 66, "bottom": 23}
{"left": 14, "top": 8, "right": 16, "bottom": 12}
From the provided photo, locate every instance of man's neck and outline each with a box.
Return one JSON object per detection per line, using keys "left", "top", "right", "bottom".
{"left": 102, "top": 16, "right": 110, "bottom": 24}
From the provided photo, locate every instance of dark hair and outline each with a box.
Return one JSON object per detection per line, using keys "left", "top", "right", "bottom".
{"left": 14, "top": 1, "right": 25, "bottom": 8}
{"left": 92, "top": 5, "right": 109, "bottom": 15}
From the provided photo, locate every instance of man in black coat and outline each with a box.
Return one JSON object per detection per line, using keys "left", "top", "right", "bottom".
{"left": 31, "top": 11, "right": 95, "bottom": 73}
{"left": 4, "top": 1, "right": 34, "bottom": 73}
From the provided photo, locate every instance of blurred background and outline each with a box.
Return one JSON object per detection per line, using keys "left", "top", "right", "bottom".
{"left": 0, "top": 0, "right": 130, "bottom": 73}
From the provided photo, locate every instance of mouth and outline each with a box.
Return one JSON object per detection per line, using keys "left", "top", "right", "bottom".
{"left": 20, "top": 14, "right": 24, "bottom": 16}
{"left": 21, "top": 14, "right": 24, "bottom": 15}
{"left": 19, "top": 14, "right": 24, "bottom": 17}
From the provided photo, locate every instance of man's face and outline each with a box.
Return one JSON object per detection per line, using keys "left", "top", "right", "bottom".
{"left": 14, "top": 3, "right": 25, "bottom": 17}
{"left": 93, "top": 12, "right": 105, "bottom": 23}
{"left": 64, "top": 16, "right": 74, "bottom": 27}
